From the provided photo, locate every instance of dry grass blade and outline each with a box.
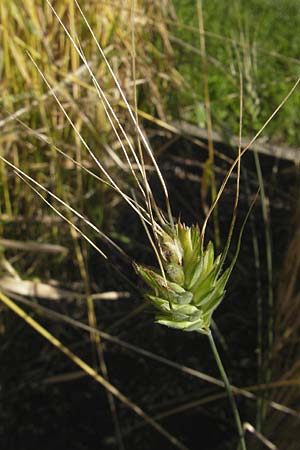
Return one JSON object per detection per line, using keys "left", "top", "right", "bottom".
{"left": 0, "top": 291, "right": 189, "bottom": 450}
{"left": 69, "top": 223, "right": 125, "bottom": 450}
{"left": 0, "top": 153, "right": 133, "bottom": 260}
{"left": 0, "top": 61, "right": 94, "bottom": 129}
{"left": 243, "top": 423, "right": 277, "bottom": 450}
{"left": 0, "top": 277, "right": 128, "bottom": 301}
{"left": 171, "top": 120, "right": 300, "bottom": 163}
{"left": 124, "top": 376, "right": 300, "bottom": 433}
{"left": 197, "top": 0, "right": 219, "bottom": 244}
{"left": 0, "top": 239, "right": 67, "bottom": 255}
{"left": 200, "top": 76, "right": 300, "bottom": 240}
{"left": 0, "top": 277, "right": 79, "bottom": 300}
{"left": 259, "top": 220, "right": 300, "bottom": 449}
{"left": 15, "top": 171, "right": 108, "bottom": 259}
{"left": 25, "top": 52, "right": 151, "bottom": 226}
{"left": 69, "top": 0, "right": 173, "bottom": 224}
{"left": 13, "top": 115, "right": 149, "bottom": 249}
{"left": 8, "top": 290, "right": 300, "bottom": 421}
{"left": 45, "top": 2, "right": 150, "bottom": 199}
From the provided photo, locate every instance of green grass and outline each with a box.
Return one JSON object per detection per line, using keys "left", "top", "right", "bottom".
{"left": 172, "top": 0, "right": 300, "bottom": 143}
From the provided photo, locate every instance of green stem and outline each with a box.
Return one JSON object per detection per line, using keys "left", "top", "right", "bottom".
{"left": 208, "top": 332, "right": 247, "bottom": 450}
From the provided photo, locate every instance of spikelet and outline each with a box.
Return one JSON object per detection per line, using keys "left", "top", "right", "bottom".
{"left": 134, "top": 221, "right": 232, "bottom": 334}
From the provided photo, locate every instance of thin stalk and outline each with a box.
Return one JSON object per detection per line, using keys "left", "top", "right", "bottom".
{"left": 200, "top": 76, "right": 300, "bottom": 242}
{"left": 208, "top": 332, "right": 247, "bottom": 450}
{"left": 70, "top": 221, "right": 125, "bottom": 450}
{"left": 218, "top": 72, "right": 243, "bottom": 270}
{"left": 244, "top": 169, "right": 263, "bottom": 431}
{"left": 0, "top": 292, "right": 188, "bottom": 450}
{"left": 5, "top": 292, "right": 300, "bottom": 420}
{"left": 197, "top": 0, "right": 220, "bottom": 248}
{"left": 54, "top": 0, "right": 174, "bottom": 229}
{"left": 253, "top": 150, "right": 273, "bottom": 422}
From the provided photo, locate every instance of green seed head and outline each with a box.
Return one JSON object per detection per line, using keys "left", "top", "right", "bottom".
{"left": 134, "top": 221, "right": 230, "bottom": 334}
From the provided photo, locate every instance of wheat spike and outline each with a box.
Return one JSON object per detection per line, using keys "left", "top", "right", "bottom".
{"left": 134, "top": 220, "right": 231, "bottom": 334}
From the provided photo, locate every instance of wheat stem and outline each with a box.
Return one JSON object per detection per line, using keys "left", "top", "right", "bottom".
{"left": 208, "top": 332, "right": 247, "bottom": 450}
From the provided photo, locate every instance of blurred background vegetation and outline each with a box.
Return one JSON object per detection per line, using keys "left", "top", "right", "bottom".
{"left": 1, "top": 0, "right": 300, "bottom": 449}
